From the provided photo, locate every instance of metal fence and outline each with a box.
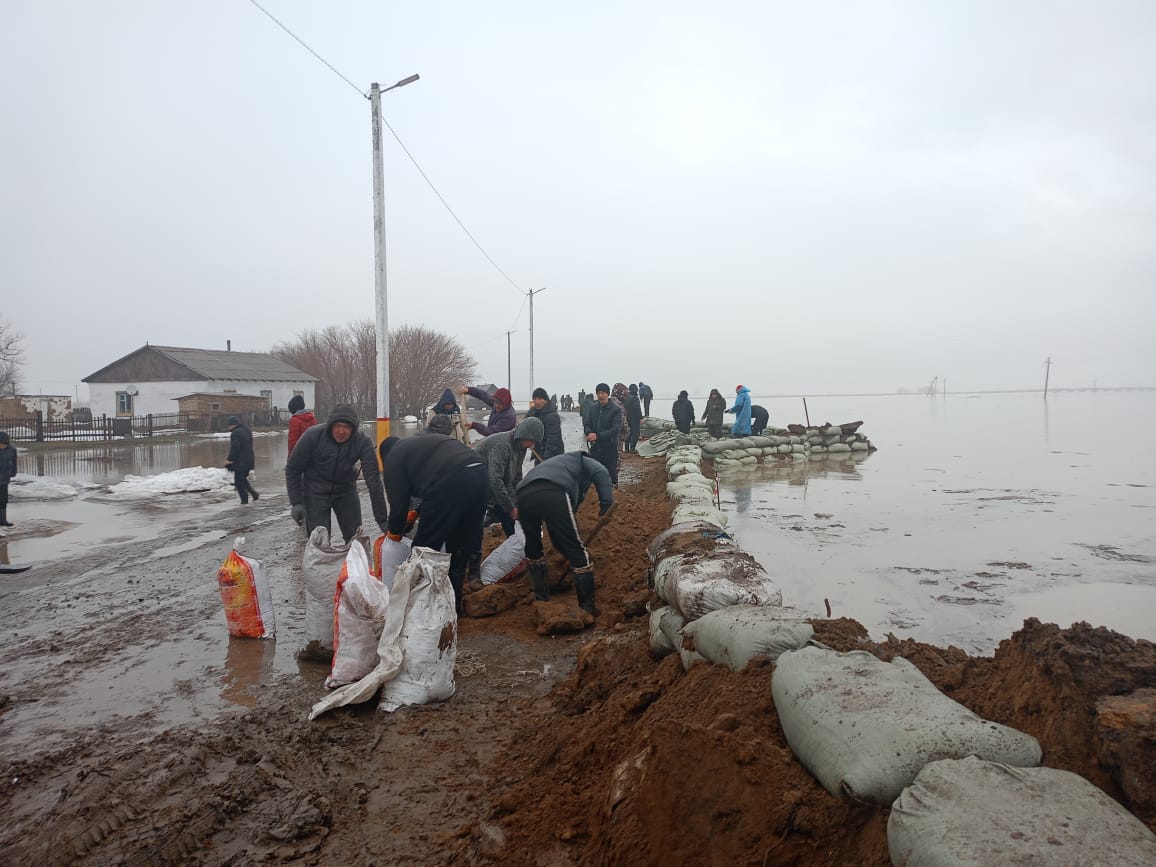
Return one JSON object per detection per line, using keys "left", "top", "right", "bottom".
{"left": 0, "top": 409, "right": 294, "bottom": 442}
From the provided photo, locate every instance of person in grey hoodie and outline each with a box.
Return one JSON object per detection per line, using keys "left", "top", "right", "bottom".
{"left": 284, "top": 403, "right": 389, "bottom": 542}
{"left": 516, "top": 451, "right": 614, "bottom": 615}
{"left": 473, "top": 416, "right": 544, "bottom": 537}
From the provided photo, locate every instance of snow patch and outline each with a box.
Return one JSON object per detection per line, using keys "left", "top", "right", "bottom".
{"left": 108, "top": 467, "right": 236, "bottom": 498}
{"left": 8, "top": 479, "right": 80, "bottom": 501}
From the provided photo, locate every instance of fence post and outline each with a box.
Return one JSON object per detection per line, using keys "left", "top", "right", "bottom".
{"left": 102, "top": 414, "right": 108, "bottom": 441}
{"left": 36, "top": 410, "right": 44, "bottom": 442}
{"left": 147, "top": 413, "right": 153, "bottom": 437}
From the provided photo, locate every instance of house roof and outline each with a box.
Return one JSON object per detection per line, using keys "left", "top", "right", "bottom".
{"left": 172, "top": 392, "right": 270, "bottom": 402}
{"left": 84, "top": 345, "right": 317, "bottom": 383}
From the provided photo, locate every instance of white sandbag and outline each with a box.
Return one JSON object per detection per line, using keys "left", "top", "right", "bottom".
{"left": 653, "top": 551, "right": 781, "bottom": 620}
{"left": 682, "top": 605, "right": 813, "bottom": 670}
{"left": 680, "top": 646, "right": 707, "bottom": 670}
{"left": 666, "top": 461, "right": 700, "bottom": 478}
{"left": 379, "top": 547, "right": 458, "bottom": 712}
{"left": 889, "top": 756, "right": 1156, "bottom": 867}
{"left": 372, "top": 535, "right": 412, "bottom": 591}
{"left": 301, "top": 527, "right": 352, "bottom": 656}
{"left": 327, "top": 541, "right": 389, "bottom": 688}
{"left": 646, "top": 521, "right": 734, "bottom": 563}
{"left": 480, "top": 523, "right": 525, "bottom": 585}
{"left": 671, "top": 504, "right": 728, "bottom": 528}
{"left": 648, "top": 605, "right": 686, "bottom": 657}
{"left": 771, "top": 647, "right": 1042, "bottom": 805}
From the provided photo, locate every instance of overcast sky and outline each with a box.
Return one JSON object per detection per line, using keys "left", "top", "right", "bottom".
{"left": 3, "top": 0, "right": 1154, "bottom": 402}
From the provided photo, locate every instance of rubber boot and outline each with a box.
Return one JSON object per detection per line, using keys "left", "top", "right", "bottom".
{"left": 528, "top": 558, "right": 550, "bottom": 601}
{"left": 448, "top": 564, "right": 467, "bottom": 615}
{"left": 466, "top": 552, "right": 482, "bottom": 581}
{"left": 0, "top": 508, "right": 11, "bottom": 527}
{"left": 575, "top": 569, "right": 599, "bottom": 617}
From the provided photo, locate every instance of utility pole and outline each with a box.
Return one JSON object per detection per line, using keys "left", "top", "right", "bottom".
{"left": 369, "top": 74, "right": 419, "bottom": 464}
{"left": 1043, "top": 357, "right": 1052, "bottom": 398}
{"left": 527, "top": 287, "right": 546, "bottom": 402}
{"left": 506, "top": 330, "right": 518, "bottom": 391}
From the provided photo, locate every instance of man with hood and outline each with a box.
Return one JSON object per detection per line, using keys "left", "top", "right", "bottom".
{"left": 285, "top": 403, "right": 389, "bottom": 542}
{"left": 672, "top": 390, "right": 695, "bottom": 434}
{"left": 625, "top": 384, "right": 643, "bottom": 453}
{"left": 473, "top": 416, "right": 544, "bottom": 537}
{"left": 517, "top": 450, "right": 614, "bottom": 616}
{"left": 287, "top": 394, "right": 316, "bottom": 456}
{"left": 225, "top": 416, "right": 259, "bottom": 504}
{"left": 637, "top": 381, "right": 654, "bottom": 416}
{"left": 432, "top": 388, "right": 468, "bottom": 443}
{"left": 0, "top": 431, "right": 16, "bottom": 527}
{"left": 379, "top": 432, "right": 489, "bottom": 614}
{"left": 527, "top": 387, "right": 564, "bottom": 463}
{"left": 727, "top": 385, "right": 753, "bottom": 437}
{"left": 702, "top": 388, "right": 727, "bottom": 437}
{"left": 458, "top": 385, "right": 516, "bottom": 438}
{"left": 584, "top": 383, "right": 622, "bottom": 485}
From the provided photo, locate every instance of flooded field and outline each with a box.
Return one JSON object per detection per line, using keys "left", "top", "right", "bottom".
{"left": 713, "top": 390, "right": 1156, "bottom": 652}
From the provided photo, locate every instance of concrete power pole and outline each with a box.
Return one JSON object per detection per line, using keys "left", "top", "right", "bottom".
{"left": 527, "top": 287, "right": 545, "bottom": 403}
{"left": 506, "top": 330, "right": 517, "bottom": 391}
{"left": 370, "top": 83, "right": 389, "bottom": 453}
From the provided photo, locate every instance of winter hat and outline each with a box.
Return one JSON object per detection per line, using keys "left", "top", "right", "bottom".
{"left": 225, "top": 416, "right": 240, "bottom": 427}
{"left": 492, "top": 387, "right": 513, "bottom": 409}
{"left": 287, "top": 394, "right": 305, "bottom": 413}
{"left": 426, "top": 415, "right": 452, "bottom": 435}
{"left": 595, "top": 383, "right": 610, "bottom": 395}
{"left": 735, "top": 384, "right": 743, "bottom": 392}
{"left": 513, "top": 416, "right": 545, "bottom": 443}
{"left": 679, "top": 390, "right": 688, "bottom": 399}
{"left": 327, "top": 403, "right": 360, "bottom": 429}
{"left": 532, "top": 387, "right": 549, "bottom": 401}
{"left": 629, "top": 384, "right": 638, "bottom": 394}
{"left": 0, "top": 431, "right": 9, "bottom": 445}
{"left": 378, "top": 436, "right": 399, "bottom": 464}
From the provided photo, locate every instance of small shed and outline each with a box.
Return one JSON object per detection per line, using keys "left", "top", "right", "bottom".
{"left": 175, "top": 392, "right": 268, "bottom": 431}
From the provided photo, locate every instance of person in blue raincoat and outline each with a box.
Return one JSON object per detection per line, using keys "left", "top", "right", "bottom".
{"left": 726, "top": 384, "right": 752, "bottom": 437}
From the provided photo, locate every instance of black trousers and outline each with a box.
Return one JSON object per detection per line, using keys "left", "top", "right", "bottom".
{"left": 233, "top": 469, "right": 259, "bottom": 504}
{"left": 590, "top": 441, "right": 619, "bottom": 485}
{"left": 517, "top": 481, "right": 591, "bottom": 571}
{"left": 412, "top": 463, "right": 490, "bottom": 608}
{"left": 0, "top": 482, "right": 8, "bottom": 512}
{"left": 305, "top": 489, "right": 362, "bottom": 542}
{"left": 488, "top": 502, "right": 517, "bottom": 537}
{"left": 626, "top": 423, "right": 640, "bottom": 452}
{"left": 642, "top": 396, "right": 651, "bottom": 416}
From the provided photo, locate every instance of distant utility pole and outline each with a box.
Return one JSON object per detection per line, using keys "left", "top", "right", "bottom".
{"left": 506, "top": 330, "right": 518, "bottom": 391}
{"left": 1043, "top": 357, "right": 1053, "bottom": 398}
{"left": 527, "top": 287, "right": 546, "bottom": 401}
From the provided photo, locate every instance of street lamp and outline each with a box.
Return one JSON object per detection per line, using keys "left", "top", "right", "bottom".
{"left": 370, "top": 73, "right": 419, "bottom": 462}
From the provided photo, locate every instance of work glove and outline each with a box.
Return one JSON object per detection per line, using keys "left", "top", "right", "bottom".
{"left": 290, "top": 504, "right": 306, "bottom": 526}
{"left": 405, "top": 509, "right": 419, "bottom": 533}
{"left": 385, "top": 531, "right": 404, "bottom": 543}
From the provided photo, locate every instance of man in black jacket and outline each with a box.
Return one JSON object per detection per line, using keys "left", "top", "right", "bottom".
{"left": 225, "top": 417, "right": 259, "bottom": 505}
{"left": 379, "top": 433, "right": 490, "bottom": 613}
{"left": 751, "top": 404, "right": 770, "bottom": 436}
{"left": 517, "top": 451, "right": 614, "bottom": 615}
{"left": 584, "top": 383, "right": 622, "bottom": 485}
{"left": 527, "top": 387, "right": 564, "bottom": 463}
{"left": 625, "top": 384, "right": 643, "bottom": 453}
{"left": 285, "top": 404, "right": 389, "bottom": 542}
{"left": 672, "top": 390, "right": 695, "bottom": 434}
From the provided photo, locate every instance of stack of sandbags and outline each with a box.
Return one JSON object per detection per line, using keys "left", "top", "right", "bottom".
{"left": 701, "top": 421, "right": 876, "bottom": 471}
{"left": 663, "top": 446, "right": 727, "bottom": 528}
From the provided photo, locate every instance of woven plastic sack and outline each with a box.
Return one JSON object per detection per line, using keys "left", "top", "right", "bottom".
{"left": 681, "top": 605, "right": 813, "bottom": 670}
{"left": 216, "top": 536, "right": 274, "bottom": 639}
{"left": 771, "top": 647, "right": 1042, "bottom": 805}
{"left": 327, "top": 541, "right": 388, "bottom": 688}
{"left": 480, "top": 523, "right": 525, "bottom": 585}
{"left": 372, "top": 534, "right": 412, "bottom": 590}
{"left": 889, "top": 757, "right": 1156, "bottom": 866}
{"left": 301, "top": 527, "right": 351, "bottom": 657}
{"left": 648, "top": 605, "right": 686, "bottom": 657}
{"left": 653, "top": 551, "right": 781, "bottom": 620}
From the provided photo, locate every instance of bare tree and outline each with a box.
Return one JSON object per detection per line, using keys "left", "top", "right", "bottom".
{"left": 0, "top": 318, "right": 25, "bottom": 397}
{"left": 273, "top": 321, "right": 476, "bottom": 419}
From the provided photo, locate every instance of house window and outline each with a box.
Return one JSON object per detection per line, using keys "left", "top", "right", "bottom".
{"left": 116, "top": 392, "right": 133, "bottom": 415}
{"left": 260, "top": 390, "right": 273, "bottom": 407}
{"left": 210, "top": 403, "right": 221, "bottom": 411}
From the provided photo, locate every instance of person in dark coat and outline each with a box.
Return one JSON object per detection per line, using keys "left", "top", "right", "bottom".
{"left": 379, "top": 433, "right": 490, "bottom": 614}
{"left": 638, "top": 381, "right": 654, "bottom": 417}
{"left": 433, "top": 388, "right": 460, "bottom": 416}
{"left": 517, "top": 451, "right": 614, "bottom": 615}
{"left": 0, "top": 431, "right": 17, "bottom": 527}
{"left": 527, "top": 387, "right": 564, "bottom": 463}
{"left": 625, "top": 384, "right": 643, "bottom": 453}
{"left": 751, "top": 404, "right": 770, "bottom": 436}
{"left": 611, "top": 383, "right": 629, "bottom": 452}
{"left": 584, "top": 383, "right": 622, "bottom": 485}
{"left": 285, "top": 403, "right": 389, "bottom": 542}
{"left": 432, "top": 388, "right": 468, "bottom": 443}
{"left": 672, "top": 390, "right": 695, "bottom": 434}
{"left": 458, "top": 386, "right": 516, "bottom": 437}
{"left": 702, "top": 388, "right": 727, "bottom": 437}
{"left": 473, "top": 416, "right": 544, "bottom": 537}
{"left": 287, "top": 394, "right": 317, "bottom": 456}
{"left": 225, "top": 417, "right": 259, "bottom": 505}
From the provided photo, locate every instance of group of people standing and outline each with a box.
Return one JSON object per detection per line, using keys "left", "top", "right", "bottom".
{"left": 672, "top": 386, "right": 769, "bottom": 438}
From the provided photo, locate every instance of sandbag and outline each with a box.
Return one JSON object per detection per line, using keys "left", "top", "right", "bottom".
{"left": 480, "top": 523, "right": 526, "bottom": 585}
{"left": 301, "top": 527, "right": 351, "bottom": 657}
{"left": 372, "top": 534, "right": 412, "bottom": 590}
{"left": 666, "top": 461, "right": 700, "bottom": 478}
{"left": 671, "top": 504, "right": 728, "bottom": 528}
{"left": 327, "top": 541, "right": 388, "bottom": 688}
{"left": 681, "top": 605, "right": 813, "bottom": 670}
{"left": 647, "top": 521, "right": 734, "bottom": 563}
{"left": 648, "top": 605, "right": 686, "bottom": 657}
{"left": 379, "top": 547, "right": 458, "bottom": 712}
{"left": 889, "top": 756, "right": 1156, "bottom": 867}
{"left": 653, "top": 550, "right": 781, "bottom": 619}
{"left": 771, "top": 647, "right": 1042, "bottom": 805}
{"left": 216, "top": 536, "right": 274, "bottom": 639}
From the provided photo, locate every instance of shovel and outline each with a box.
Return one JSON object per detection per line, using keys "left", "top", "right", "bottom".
{"left": 549, "top": 503, "right": 618, "bottom": 581}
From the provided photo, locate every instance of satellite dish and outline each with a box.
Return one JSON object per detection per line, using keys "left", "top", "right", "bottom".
{"left": 125, "top": 385, "right": 139, "bottom": 396}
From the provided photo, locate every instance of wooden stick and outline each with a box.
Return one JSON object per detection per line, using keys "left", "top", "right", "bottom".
{"left": 803, "top": 398, "right": 811, "bottom": 427}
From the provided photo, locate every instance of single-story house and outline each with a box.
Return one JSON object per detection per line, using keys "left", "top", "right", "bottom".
{"left": 83, "top": 344, "right": 316, "bottom": 418}
{"left": 0, "top": 395, "right": 73, "bottom": 422}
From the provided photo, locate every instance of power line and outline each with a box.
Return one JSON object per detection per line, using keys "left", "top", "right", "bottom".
{"left": 244, "top": 0, "right": 529, "bottom": 298}
{"left": 245, "top": 0, "right": 366, "bottom": 98}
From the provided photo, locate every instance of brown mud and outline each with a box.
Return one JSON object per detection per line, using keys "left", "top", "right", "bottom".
{"left": 0, "top": 454, "right": 1153, "bottom": 865}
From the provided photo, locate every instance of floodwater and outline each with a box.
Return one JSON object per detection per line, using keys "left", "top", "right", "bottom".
{"left": 713, "top": 390, "right": 1156, "bottom": 653}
